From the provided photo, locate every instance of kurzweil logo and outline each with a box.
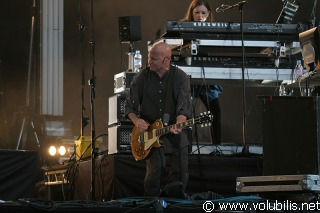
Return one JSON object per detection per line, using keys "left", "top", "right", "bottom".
{"left": 192, "top": 22, "right": 239, "bottom": 28}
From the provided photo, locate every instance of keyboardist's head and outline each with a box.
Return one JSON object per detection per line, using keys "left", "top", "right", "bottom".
{"left": 181, "top": 0, "right": 213, "bottom": 22}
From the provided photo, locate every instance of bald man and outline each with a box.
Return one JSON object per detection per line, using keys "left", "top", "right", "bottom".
{"left": 126, "top": 42, "right": 192, "bottom": 198}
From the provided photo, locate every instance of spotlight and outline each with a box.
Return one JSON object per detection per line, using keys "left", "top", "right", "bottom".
{"left": 48, "top": 146, "right": 57, "bottom": 156}
{"left": 59, "top": 145, "right": 67, "bottom": 156}
{"left": 48, "top": 145, "right": 67, "bottom": 156}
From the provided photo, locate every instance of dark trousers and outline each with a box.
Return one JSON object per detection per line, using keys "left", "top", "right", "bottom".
{"left": 144, "top": 145, "right": 189, "bottom": 197}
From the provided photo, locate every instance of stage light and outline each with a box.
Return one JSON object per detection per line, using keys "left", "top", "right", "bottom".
{"left": 48, "top": 146, "right": 57, "bottom": 156}
{"left": 59, "top": 145, "right": 67, "bottom": 156}
{"left": 299, "top": 25, "right": 320, "bottom": 72}
{"left": 48, "top": 145, "right": 67, "bottom": 157}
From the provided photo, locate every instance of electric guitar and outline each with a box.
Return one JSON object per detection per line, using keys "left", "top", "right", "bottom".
{"left": 131, "top": 112, "right": 213, "bottom": 161}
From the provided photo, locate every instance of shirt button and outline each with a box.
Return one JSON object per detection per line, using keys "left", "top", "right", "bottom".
{"left": 160, "top": 109, "right": 162, "bottom": 111}
{"left": 159, "top": 100, "right": 162, "bottom": 102}
{"left": 159, "top": 90, "right": 162, "bottom": 93}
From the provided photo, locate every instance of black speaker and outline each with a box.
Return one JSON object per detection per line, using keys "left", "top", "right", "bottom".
{"left": 261, "top": 96, "right": 320, "bottom": 176}
{"left": 118, "top": 16, "right": 141, "bottom": 43}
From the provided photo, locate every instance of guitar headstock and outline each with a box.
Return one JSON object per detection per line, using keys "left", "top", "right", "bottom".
{"left": 194, "top": 111, "right": 213, "bottom": 127}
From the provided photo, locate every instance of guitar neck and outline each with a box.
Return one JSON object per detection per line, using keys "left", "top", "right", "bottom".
{"left": 156, "top": 119, "right": 194, "bottom": 137}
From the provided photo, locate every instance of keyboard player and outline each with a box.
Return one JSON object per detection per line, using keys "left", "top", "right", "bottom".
{"left": 181, "top": 0, "right": 222, "bottom": 145}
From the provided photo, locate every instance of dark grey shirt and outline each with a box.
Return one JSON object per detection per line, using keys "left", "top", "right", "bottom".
{"left": 125, "top": 65, "right": 192, "bottom": 125}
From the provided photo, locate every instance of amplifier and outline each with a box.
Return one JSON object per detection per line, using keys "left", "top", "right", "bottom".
{"left": 108, "top": 94, "right": 131, "bottom": 125}
{"left": 114, "top": 72, "right": 136, "bottom": 94}
{"left": 108, "top": 124, "right": 134, "bottom": 155}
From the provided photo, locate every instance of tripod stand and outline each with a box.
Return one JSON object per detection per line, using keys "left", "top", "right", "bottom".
{"left": 16, "top": 0, "right": 40, "bottom": 150}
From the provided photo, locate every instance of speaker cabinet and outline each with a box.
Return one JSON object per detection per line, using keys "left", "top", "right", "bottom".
{"left": 108, "top": 93, "right": 132, "bottom": 125}
{"left": 261, "top": 96, "right": 320, "bottom": 176}
{"left": 108, "top": 124, "right": 134, "bottom": 155}
{"left": 118, "top": 16, "right": 141, "bottom": 43}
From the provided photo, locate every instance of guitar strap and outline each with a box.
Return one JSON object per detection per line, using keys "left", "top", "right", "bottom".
{"left": 163, "top": 67, "right": 176, "bottom": 125}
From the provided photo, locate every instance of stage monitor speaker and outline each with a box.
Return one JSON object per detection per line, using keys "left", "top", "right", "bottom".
{"left": 118, "top": 16, "right": 141, "bottom": 43}
{"left": 260, "top": 96, "right": 320, "bottom": 176}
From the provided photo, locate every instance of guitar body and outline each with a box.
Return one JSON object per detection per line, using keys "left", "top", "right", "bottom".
{"left": 130, "top": 112, "right": 213, "bottom": 161}
{"left": 131, "top": 120, "right": 163, "bottom": 161}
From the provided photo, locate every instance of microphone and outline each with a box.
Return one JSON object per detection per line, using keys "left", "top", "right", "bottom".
{"left": 238, "top": 0, "right": 247, "bottom": 5}
{"left": 215, "top": 4, "right": 225, "bottom": 13}
{"left": 216, "top": 1, "right": 247, "bottom": 13}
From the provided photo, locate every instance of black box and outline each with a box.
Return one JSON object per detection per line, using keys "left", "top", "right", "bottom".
{"left": 260, "top": 96, "right": 320, "bottom": 176}
{"left": 108, "top": 124, "right": 134, "bottom": 155}
{"left": 118, "top": 16, "right": 141, "bottom": 43}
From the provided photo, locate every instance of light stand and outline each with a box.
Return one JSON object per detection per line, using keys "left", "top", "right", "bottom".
{"left": 216, "top": 1, "right": 249, "bottom": 154}
{"left": 16, "top": 0, "right": 40, "bottom": 150}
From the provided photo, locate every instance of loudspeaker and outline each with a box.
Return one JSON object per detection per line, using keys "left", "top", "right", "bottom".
{"left": 108, "top": 124, "right": 134, "bottom": 155}
{"left": 118, "top": 16, "right": 141, "bottom": 43}
{"left": 108, "top": 93, "right": 132, "bottom": 125}
{"left": 261, "top": 96, "right": 320, "bottom": 175}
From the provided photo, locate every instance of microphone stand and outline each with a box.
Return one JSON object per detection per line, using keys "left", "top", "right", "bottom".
{"left": 238, "top": 3, "right": 249, "bottom": 155}
{"left": 89, "top": 0, "right": 97, "bottom": 200}
{"left": 217, "top": 1, "right": 249, "bottom": 154}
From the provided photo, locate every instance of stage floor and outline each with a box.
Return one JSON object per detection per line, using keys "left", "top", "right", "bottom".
{"left": 2, "top": 150, "right": 320, "bottom": 212}
{"left": 44, "top": 153, "right": 263, "bottom": 201}
{"left": 1, "top": 195, "right": 318, "bottom": 213}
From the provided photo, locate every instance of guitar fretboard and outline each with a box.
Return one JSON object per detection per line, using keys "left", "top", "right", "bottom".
{"left": 156, "top": 119, "right": 194, "bottom": 136}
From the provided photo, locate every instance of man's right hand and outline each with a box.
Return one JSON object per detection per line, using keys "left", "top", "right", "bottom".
{"left": 136, "top": 118, "right": 149, "bottom": 133}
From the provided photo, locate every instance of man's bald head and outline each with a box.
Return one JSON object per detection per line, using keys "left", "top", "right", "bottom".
{"left": 148, "top": 42, "right": 172, "bottom": 75}
{"left": 151, "top": 42, "right": 172, "bottom": 59}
